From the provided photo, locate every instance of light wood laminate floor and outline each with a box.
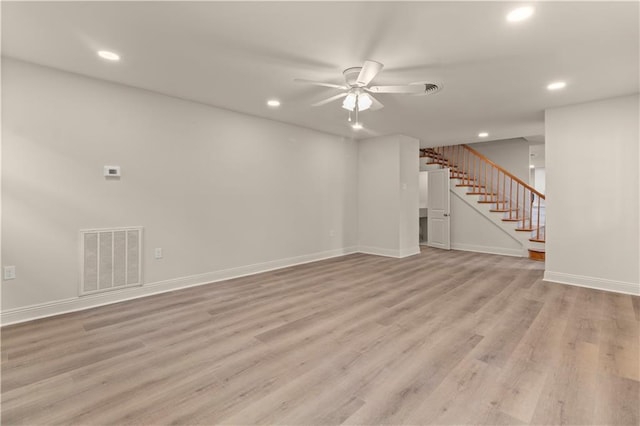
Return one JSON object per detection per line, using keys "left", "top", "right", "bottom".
{"left": 2, "top": 247, "right": 639, "bottom": 425}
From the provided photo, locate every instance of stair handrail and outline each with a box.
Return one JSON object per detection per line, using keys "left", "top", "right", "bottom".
{"left": 461, "top": 144, "right": 545, "bottom": 200}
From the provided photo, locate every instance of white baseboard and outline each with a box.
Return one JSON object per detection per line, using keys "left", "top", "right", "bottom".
{"left": 357, "top": 246, "right": 400, "bottom": 258}
{"left": 1, "top": 246, "right": 359, "bottom": 326}
{"left": 399, "top": 246, "right": 421, "bottom": 257}
{"left": 451, "top": 243, "right": 524, "bottom": 258}
{"left": 357, "top": 245, "right": 420, "bottom": 258}
{"left": 544, "top": 271, "right": 640, "bottom": 296}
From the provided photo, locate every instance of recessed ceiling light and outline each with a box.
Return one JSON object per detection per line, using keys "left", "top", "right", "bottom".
{"left": 530, "top": 164, "right": 535, "bottom": 169}
{"left": 97, "top": 50, "right": 120, "bottom": 61}
{"left": 352, "top": 122, "right": 363, "bottom": 130}
{"left": 478, "top": 132, "right": 489, "bottom": 138}
{"left": 267, "top": 99, "right": 281, "bottom": 107}
{"left": 507, "top": 6, "right": 534, "bottom": 22}
{"left": 547, "top": 81, "right": 567, "bottom": 91}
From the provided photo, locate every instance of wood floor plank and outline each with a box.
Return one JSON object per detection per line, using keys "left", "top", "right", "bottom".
{"left": 530, "top": 341, "right": 599, "bottom": 425}
{"left": 2, "top": 247, "right": 638, "bottom": 425}
{"left": 486, "top": 360, "right": 548, "bottom": 423}
{"left": 473, "top": 297, "right": 544, "bottom": 367}
{"left": 632, "top": 295, "right": 640, "bottom": 321}
{"left": 403, "top": 358, "right": 503, "bottom": 424}
{"left": 593, "top": 373, "right": 640, "bottom": 425}
{"left": 1, "top": 339, "right": 146, "bottom": 394}
{"left": 342, "top": 333, "right": 485, "bottom": 424}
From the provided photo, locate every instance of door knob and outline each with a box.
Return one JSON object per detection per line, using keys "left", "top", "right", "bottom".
{"left": 443, "top": 213, "right": 450, "bottom": 217}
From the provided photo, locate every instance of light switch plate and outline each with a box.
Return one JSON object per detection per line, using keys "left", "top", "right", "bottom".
{"left": 3, "top": 266, "right": 16, "bottom": 280}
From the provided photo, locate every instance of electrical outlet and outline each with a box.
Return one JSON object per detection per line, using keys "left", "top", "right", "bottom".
{"left": 3, "top": 266, "right": 16, "bottom": 280}
{"left": 154, "top": 248, "right": 163, "bottom": 259}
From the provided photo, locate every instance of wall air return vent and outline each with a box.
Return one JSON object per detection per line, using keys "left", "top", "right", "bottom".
{"left": 80, "top": 227, "right": 143, "bottom": 296}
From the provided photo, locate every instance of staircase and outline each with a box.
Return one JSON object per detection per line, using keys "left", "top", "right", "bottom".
{"left": 420, "top": 144, "right": 545, "bottom": 261}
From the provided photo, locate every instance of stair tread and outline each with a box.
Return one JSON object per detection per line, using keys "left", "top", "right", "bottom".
{"left": 528, "top": 248, "right": 545, "bottom": 253}
{"left": 502, "top": 218, "right": 523, "bottom": 222}
{"left": 477, "top": 200, "right": 506, "bottom": 204}
{"left": 516, "top": 227, "right": 537, "bottom": 232}
{"left": 490, "top": 209, "right": 516, "bottom": 212}
{"left": 529, "top": 238, "right": 545, "bottom": 243}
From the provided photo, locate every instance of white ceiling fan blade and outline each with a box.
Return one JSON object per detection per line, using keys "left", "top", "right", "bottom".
{"left": 368, "top": 94, "right": 384, "bottom": 111}
{"left": 311, "top": 92, "right": 347, "bottom": 107}
{"left": 356, "top": 60, "right": 383, "bottom": 86}
{"left": 294, "top": 78, "right": 347, "bottom": 89}
{"left": 367, "top": 84, "right": 428, "bottom": 94}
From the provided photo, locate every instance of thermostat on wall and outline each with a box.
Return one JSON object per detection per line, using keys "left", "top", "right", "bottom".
{"left": 104, "top": 166, "right": 121, "bottom": 177}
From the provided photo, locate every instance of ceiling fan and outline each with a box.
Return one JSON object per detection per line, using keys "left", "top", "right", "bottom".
{"left": 295, "top": 60, "right": 439, "bottom": 129}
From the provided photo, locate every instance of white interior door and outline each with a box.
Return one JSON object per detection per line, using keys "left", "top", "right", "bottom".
{"left": 427, "top": 168, "right": 451, "bottom": 250}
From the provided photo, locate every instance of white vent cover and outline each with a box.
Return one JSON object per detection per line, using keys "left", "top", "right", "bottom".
{"left": 80, "top": 227, "right": 143, "bottom": 296}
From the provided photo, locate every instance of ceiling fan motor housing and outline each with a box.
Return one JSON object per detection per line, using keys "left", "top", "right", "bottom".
{"left": 343, "top": 67, "right": 364, "bottom": 87}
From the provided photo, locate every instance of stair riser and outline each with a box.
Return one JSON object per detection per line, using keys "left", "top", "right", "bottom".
{"left": 528, "top": 250, "right": 545, "bottom": 261}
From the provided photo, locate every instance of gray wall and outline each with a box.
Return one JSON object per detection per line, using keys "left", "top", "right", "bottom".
{"left": 545, "top": 94, "right": 639, "bottom": 294}
{"left": 472, "top": 137, "right": 531, "bottom": 184}
{"left": 399, "top": 136, "right": 420, "bottom": 255}
{"left": 357, "top": 135, "right": 419, "bottom": 257}
{"left": 450, "top": 193, "right": 523, "bottom": 257}
{"left": 2, "top": 58, "right": 359, "bottom": 313}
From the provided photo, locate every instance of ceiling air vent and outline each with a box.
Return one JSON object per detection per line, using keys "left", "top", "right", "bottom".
{"left": 420, "top": 83, "right": 441, "bottom": 96}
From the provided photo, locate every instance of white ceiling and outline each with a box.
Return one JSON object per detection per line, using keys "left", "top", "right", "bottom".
{"left": 2, "top": 1, "right": 638, "bottom": 146}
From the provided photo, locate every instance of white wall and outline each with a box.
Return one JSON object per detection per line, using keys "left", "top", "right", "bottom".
{"left": 450, "top": 193, "right": 523, "bottom": 257}
{"left": 1, "top": 59, "right": 359, "bottom": 320}
{"left": 419, "top": 171, "right": 428, "bottom": 209}
{"left": 357, "top": 134, "right": 419, "bottom": 257}
{"left": 472, "top": 137, "right": 531, "bottom": 184}
{"left": 534, "top": 168, "right": 546, "bottom": 194}
{"left": 545, "top": 94, "right": 639, "bottom": 295}
{"left": 399, "top": 136, "right": 420, "bottom": 255}
{"left": 357, "top": 136, "right": 399, "bottom": 256}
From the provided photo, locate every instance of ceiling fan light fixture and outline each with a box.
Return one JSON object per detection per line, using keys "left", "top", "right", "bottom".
{"left": 342, "top": 93, "right": 357, "bottom": 111}
{"left": 358, "top": 93, "right": 373, "bottom": 111}
{"left": 342, "top": 92, "right": 373, "bottom": 112}
{"left": 352, "top": 122, "right": 363, "bottom": 130}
